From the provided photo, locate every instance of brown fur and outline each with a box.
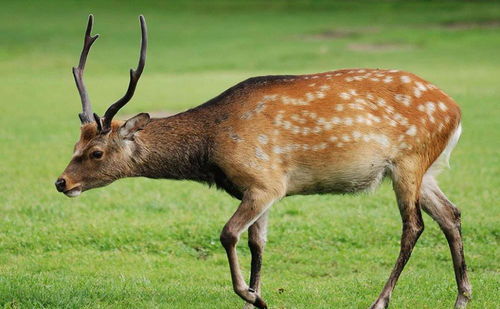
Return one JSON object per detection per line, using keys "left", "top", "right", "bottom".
{"left": 57, "top": 68, "right": 469, "bottom": 309}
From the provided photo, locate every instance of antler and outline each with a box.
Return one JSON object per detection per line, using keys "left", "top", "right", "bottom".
{"left": 100, "top": 15, "right": 148, "bottom": 133}
{"left": 72, "top": 15, "right": 99, "bottom": 124}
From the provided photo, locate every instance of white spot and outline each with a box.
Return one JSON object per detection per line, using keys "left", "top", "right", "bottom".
{"left": 394, "top": 94, "right": 412, "bottom": 106}
{"left": 426, "top": 102, "right": 436, "bottom": 112}
{"left": 384, "top": 115, "right": 397, "bottom": 127}
{"left": 263, "top": 94, "right": 278, "bottom": 101}
{"left": 306, "top": 92, "right": 315, "bottom": 101}
{"left": 366, "top": 113, "right": 380, "bottom": 123}
{"left": 273, "top": 146, "right": 282, "bottom": 154}
{"left": 352, "top": 131, "right": 362, "bottom": 140}
{"left": 400, "top": 75, "right": 411, "bottom": 83}
{"left": 329, "top": 136, "right": 338, "bottom": 142}
{"left": 413, "top": 87, "right": 423, "bottom": 98}
{"left": 349, "top": 89, "right": 358, "bottom": 96}
{"left": 371, "top": 134, "right": 390, "bottom": 147}
{"left": 336, "top": 142, "right": 344, "bottom": 147}
{"left": 415, "top": 81, "right": 427, "bottom": 91}
{"left": 348, "top": 103, "right": 364, "bottom": 110}
{"left": 344, "top": 117, "right": 353, "bottom": 125}
{"left": 399, "top": 142, "right": 411, "bottom": 150}
{"left": 331, "top": 117, "right": 341, "bottom": 125}
{"left": 339, "top": 92, "right": 351, "bottom": 100}
{"left": 255, "top": 147, "right": 269, "bottom": 161}
{"left": 424, "top": 101, "right": 437, "bottom": 123}
{"left": 383, "top": 76, "right": 393, "bottom": 83}
{"left": 258, "top": 134, "right": 269, "bottom": 144}
{"left": 316, "top": 91, "right": 326, "bottom": 99}
{"left": 336, "top": 104, "right": 344, "bottom": 112}
{"left": 355, "top": 98, "right": 367, "bottom": 105}
{"left": 406, "top": 125, "right": 417, "bottom": 136}
{"left": 393, "top": 113, "right": 408, "bottom": 126}
{"left": 342, "top": 134, "right": 351, "bottom": 142}
{"left": 438, "top": 101, "right": 448, "bottom": 111}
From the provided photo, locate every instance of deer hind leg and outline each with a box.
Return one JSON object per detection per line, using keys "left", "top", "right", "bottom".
{"left": 242, "top": 210, "right": 269, "bottom": 309}
{"left": 220, "top": 188, "right": 279, "bottom": 309}
{"left": 420, "top": 175, "right": 471, "bottom": 308}
{"left": 370, "top": 162, "right": 425, "bottom": 309}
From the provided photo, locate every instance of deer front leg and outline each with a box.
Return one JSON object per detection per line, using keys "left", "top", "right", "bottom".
{"left": 243, "top": 210, "right": 269, "bottom": 309}
{"left": 220, "top": 190, "right": 276, "bottom": 309}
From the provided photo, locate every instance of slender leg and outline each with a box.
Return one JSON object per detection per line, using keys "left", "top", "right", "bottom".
{"left": 370, "top": 167, "right": 424, "bottom": 309}
{"left": 243, "top": 211, "right": 269, "bottom": 309}
{"left": 420, "top": 176, "right": 472, "bottom": 308}
{"left": 220, "top": 189, "right": 276, "bottom": 309}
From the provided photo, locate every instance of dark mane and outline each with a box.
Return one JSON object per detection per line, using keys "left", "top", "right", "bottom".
{"left": 195, "top": 74, "right": 297, "bottom": 110}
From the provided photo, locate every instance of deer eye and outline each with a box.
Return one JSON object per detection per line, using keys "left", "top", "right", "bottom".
{"left": 91, "top": 150, "right": 103, "bottom": 159}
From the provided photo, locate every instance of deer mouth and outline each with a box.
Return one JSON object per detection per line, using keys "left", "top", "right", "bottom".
{"left": 64, "top": 186, "right": 82, "bottom": 198}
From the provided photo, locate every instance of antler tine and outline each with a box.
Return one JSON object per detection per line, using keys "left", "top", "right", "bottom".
{"left": 72, "top": 14, "right": 99, "bottom": 124}
{"left": 101, "top": 15, "right": 147, "bottom": 133}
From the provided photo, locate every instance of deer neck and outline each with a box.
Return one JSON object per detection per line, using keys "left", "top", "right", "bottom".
{"left": 132, "top": 110, "right": 214, "bottom": 182}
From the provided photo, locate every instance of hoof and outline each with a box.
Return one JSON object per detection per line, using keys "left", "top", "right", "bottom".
{"left": 455, "top": 292, "right": 471, "bottom": 309}
{"left": 253, "top": 295, "right": 268, "bottom": 309}
{"left": 369, "top": 299, "right": 389, "bottom": 309}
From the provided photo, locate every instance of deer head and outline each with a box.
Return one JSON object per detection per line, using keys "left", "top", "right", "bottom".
{"left": 55, "top": 15, "right": 149, "bottom": 197}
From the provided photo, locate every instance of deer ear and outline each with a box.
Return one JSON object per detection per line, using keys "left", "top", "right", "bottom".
{"left": 119, "top": 113, "right": 150, "bottom": 139}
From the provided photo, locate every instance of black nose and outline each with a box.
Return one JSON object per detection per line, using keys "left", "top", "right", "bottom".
{"left": 55, "top": 178, "right": 66, "bottom": 192}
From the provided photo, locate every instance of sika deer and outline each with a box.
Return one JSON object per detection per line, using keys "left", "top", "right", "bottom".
{"left": 55, "top": 15, "right": 471, "bottom": 309}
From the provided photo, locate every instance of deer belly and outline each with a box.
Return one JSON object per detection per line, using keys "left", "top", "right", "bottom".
{"left": 285, "top": 157, "right": 389, "bottom": 195}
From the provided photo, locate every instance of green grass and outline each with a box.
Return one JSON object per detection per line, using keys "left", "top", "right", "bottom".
{"left": 0, "top": 1, "right": 499, "bottom": 308}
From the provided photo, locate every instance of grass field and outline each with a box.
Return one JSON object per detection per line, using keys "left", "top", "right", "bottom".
{"left": 0, "top": 1, "right": 499, "bottom": 308}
